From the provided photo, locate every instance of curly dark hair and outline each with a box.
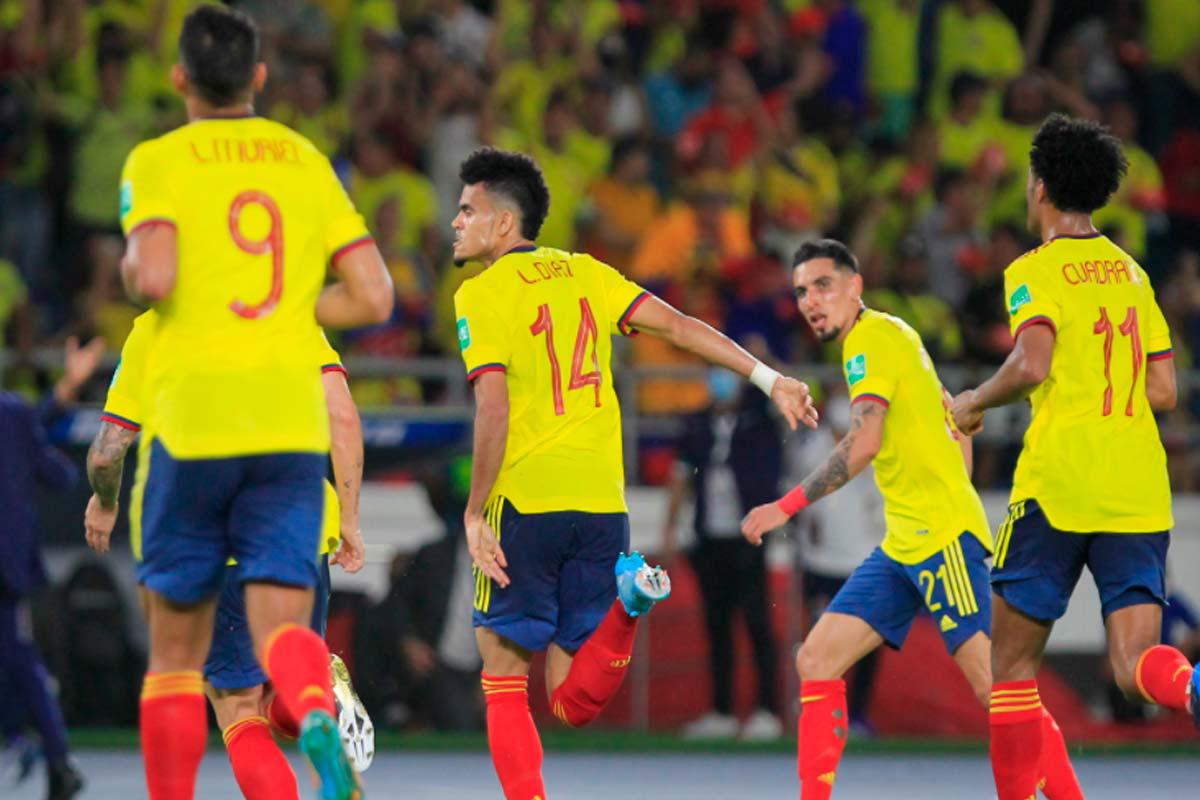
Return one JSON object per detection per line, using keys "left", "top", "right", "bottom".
{"left": 458, "top": 148, "right": 551, "bottom": 240}
{"left": 1029, "top": 113, "right": 1127, "bottom": 214}
{"left": 179, "top": 4, "right": 259, "bottom": 107}
{"left": 793, "top": 238, "right": 859, "bottom": 274}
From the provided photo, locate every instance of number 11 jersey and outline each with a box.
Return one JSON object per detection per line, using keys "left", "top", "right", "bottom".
{"left": 454, "top": 246, "right": 649, "bottom": 514}
{"left": 1004, "top": 233, "right": 1172, "bottom": 533}
{"left": 119, "top": 116, "right": 371, "bottom": 458}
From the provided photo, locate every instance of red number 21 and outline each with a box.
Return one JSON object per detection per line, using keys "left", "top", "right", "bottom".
{"left": 530, "top": 298, "right": 602, "bottom": 416}
{"left": 228, "top": 190, "right": 284, "bottom": 319}
{"left": 1093, "top": 305, "right": 1142, "bottom": 416}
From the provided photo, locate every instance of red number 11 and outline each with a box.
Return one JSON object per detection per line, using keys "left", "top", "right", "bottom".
{"left": 1093, "top": 305, "right": 1142, "bottom": 416}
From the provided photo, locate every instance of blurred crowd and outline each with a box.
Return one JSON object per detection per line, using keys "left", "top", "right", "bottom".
{"left": 1, "top": 0, "right": 1200, "bottom": 483}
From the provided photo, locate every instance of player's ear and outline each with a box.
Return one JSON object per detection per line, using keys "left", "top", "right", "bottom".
{"left": 251, "top": 62, "right": 268, "bottom": 93}
{"left": 170, "top": 63, "right": 188, "bottom": 95}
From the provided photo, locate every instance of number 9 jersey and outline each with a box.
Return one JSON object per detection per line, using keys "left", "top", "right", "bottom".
{"left": 454, "top": 245, "right": 649, "bottom": 514}
{"left": 1004, "top": 234, "right": 1173, "bottom": 533}
{"left": 118, "top": 117, "right": 372, "bottom": 459}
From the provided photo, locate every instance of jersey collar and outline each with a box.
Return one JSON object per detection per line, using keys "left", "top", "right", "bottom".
{"left": 504, "top": 244, "right": 538, "bottom": 255}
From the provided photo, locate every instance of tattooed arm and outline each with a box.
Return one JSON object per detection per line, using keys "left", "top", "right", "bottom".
{"left": 84, "top": 421, "right": 138, "bottom": 553}
{"left": 742, "top": 399, "right": 887, "bottom": 544}
{"left": 323, "top": 368, "right": 366, "bottom": 573}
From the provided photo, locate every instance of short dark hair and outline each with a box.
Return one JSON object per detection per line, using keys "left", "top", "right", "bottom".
{"left": 793, "top": 238, "right": 859, "bottom": 273}
{"left": 949, "top": 71, "right": 987, "bottom": 106}
{"left": 1030, "top": 113, "right": 1127, "bottom": 214}
{"left": 179, "top": 4, "right": 259, "bottom": 107}
{"left": 458, "top": 148, "right": 551, "bottom": 240}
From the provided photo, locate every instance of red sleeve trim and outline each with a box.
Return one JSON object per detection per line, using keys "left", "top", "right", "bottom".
{"left": 329, "top": 235, "right": 375, "bottom": 271}
{"left": 618, "top": 290, "right": 651, "bottom": 336}
{"left": 466, "top": 362, "right": 506, "bottom": 381}
{"left": 1148, "top": 349, "right": 1174, "bottom": 362}
{"left": 321, "top": 363, "right": 348, "bottom": 377}
{"left": 126, "top": 217, "right": 176, "bottom": 238}
{"left": 851, "top": 394, "right": 890, "bottom": 408}
{"left": 1014, "top": 315, "right": 1057, "bottom": 339}
{"left": 100, "top": 412, "right": 141, "bottom": 432}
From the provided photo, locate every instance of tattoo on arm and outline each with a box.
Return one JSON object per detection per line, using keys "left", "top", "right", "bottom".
{"left": 799, "top": 400, "right": 883, "bottom": 503}
{"left": 87, "top": 422, "right": 137, "bottom": 507}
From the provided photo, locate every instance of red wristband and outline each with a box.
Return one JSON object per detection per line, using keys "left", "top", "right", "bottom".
{"left": 777, "top": 485, "right": 810, "bottom": 517}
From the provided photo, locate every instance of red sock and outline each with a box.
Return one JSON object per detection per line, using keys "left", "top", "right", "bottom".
{"left": 223, "top": 716, "right": 299, "bottom": 800}
{"left": 1134, "top": 644, "right": 1193, "bottom": 710}
{"left": 140, "top": 671, "right": 207, "bottom": 800}
{"left": 797, "top": 679, "right": 847, "bottom": 800}
{"left": 262, "top": 624, "right": 335, "bottom": 727}
{"left": 266, "top": 693, "right": 299, "bottom": 740}
{"left": 990, "top": 680, "right": 1044, "bottom": 800}
{"left": 482, "top": 674, "right": 545, "bottom": 800}
{"left": 549, "top": 600, "right": 637, "bottom": 727}
{"left": 1037, "top": 708, "right": 1082, "bottom": 800}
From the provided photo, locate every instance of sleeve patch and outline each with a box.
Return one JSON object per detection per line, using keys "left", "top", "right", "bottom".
{"left": 119, "top": 181, "right": 132, "bottom": 220}
{"left": 845, "top": 353, "right": 866, "bottom": 387}
{"left": 457, "top": 317, "right": 471, "bottom": 351}
{"left": 1008, "top": 283, "right": 1032, "bottom": 316}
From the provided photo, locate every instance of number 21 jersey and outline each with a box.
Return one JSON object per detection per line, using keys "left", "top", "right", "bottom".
{"left": 119, "top": 116, "right": 371, "bottom": 458}
{"left": 454, "top": 246, "right": 648, "bottom": 514}
{"left": 1005, "top": 233, "right": 1172, "bottom": 533}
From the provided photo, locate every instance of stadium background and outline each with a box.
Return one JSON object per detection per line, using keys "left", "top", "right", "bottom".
{"left": 2, "top": 0, "right": 1199, "bottom": 795}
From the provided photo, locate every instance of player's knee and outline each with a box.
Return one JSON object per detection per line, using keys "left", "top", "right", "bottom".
{"left": 795, "top": 644, "right": 837, "bottom": 681}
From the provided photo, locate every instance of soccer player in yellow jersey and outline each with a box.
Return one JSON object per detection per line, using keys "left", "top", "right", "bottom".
{"left": 83, "top": 310, "right": 374, "bottom": 798}
{"left": 450, "top": 148, "right": 817, "bottom": 800}
{"left": 952, "top": 113, "right": 1196, "bottom": 800}
{"left": 106, "top": 7, "right": 391, "bottom": 799}
{"left": 740, "top": 239, "right": 1079, "bottom": 800}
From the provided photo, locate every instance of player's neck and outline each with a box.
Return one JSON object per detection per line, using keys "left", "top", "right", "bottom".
{"left": 185, "top": 97, "right": 256, "bottom": 121}
{"left": 836, "top": 304, "right": 867, "bottom": 344}
{"left": 1040, "top": 211, "right": 1098, "bottom": 243}
{"left": 482, "top": 238, "right": 536, "bottom": 268}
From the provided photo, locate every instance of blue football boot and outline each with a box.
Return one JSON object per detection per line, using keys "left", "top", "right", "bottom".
{"left": 615, "top": 551, "right": 671, "bottom": 618}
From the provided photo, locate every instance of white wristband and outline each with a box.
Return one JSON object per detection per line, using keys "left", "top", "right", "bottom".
{"left": 749, "top": 361, "right": 782, "bottom": 396}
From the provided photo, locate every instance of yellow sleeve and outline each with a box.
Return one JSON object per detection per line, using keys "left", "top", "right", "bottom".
{"left": 1005, "top": 256, "right": 1061, "bottom": 338}
{"left": 314, "top": 329, "right": 346, "bottom": 376}
{"left": 322, "top": 159, "right": 373, "bottom": 268}
{"left": 1146, "top": 294, "right": 1173, "bottom": 359}
{"left": 102, "top": 311, "right": 157, "bottom": 430}
{"left": 590, "top": 255, "right": 650, "bottom": 336}
{"left": 843, "top": 324, "right": 899, "bottom": 407}
{"left": 454, "top": 280, "right": 512, "bottom": 380}
{"left": 119, "top": 141, "right": 175, "bottom": 236}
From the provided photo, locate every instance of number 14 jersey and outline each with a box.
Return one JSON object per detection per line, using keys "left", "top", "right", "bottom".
{"left": 119, "top": 117, "right": 371, "bottom": 458}
{"left": 1005, "top": 233, "right": 1172, "bottom": 533}
{"left": 454, "top": 246, "right": 649, "bottom": 514}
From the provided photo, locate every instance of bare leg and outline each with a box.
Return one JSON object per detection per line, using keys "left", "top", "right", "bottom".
{"left": 1105, "top": 603, "right": 1163, "bottom": 702}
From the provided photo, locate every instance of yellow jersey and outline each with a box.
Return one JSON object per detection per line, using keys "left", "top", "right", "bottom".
{"left": 453, "top": 246, "right": 647, "bottom": 514}
{"left": 1004, "top": 234, "right": 1173, "bottom": 532}
{"left": 843, "top": 309, "right": 992, "bottom": 564}
{"left": 118, "top": 116, "right": 371, "bottom": 458}
{"left": 102, "top": 311, "right": 344, "bottom": 560}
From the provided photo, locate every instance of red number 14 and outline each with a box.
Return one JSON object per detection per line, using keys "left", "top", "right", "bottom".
{"left": 1093, "top": 305, "right": 1142, "bottom": 416}
{"left": 530, "top": 298, "right": 602, "bottom": 416}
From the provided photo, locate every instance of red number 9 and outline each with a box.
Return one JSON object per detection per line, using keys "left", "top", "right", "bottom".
{"left": 228, "top": 190, "right": 284, "bottom": 319}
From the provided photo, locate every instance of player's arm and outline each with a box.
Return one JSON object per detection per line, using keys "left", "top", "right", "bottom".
{"left": 323, "top": 368, "right": 365, "bottom": 572}
{"left": 84, "top": 421, "right": 138, "bottom": 553}
{"left": 742, "top": 399, "right": 886, "bottom": 544}
{"left": 952, "top": 323, "right": 1054, "bottom": 434}
{"left": 1146, "top": 355, "right": 1177, "bottom": 412}
{"left": 465, "top": 370, "right": 510, "bottom": 587}
{"left": 316, "top": 243, "right": 395, "bottom": 328}
{"left": 121, "top": 222, "right": 177, "bottom": 304}
{"left": 627, "top": 295, "right": 818, "bottom": 430}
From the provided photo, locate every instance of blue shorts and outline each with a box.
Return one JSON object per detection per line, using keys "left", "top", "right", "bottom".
{"left": 205, "top": 556, "right": 331, "bottom": 690}
{"left": 473, "top": 497, "right": 630, "bottom": 653}
{"left": 991, "top": 499, "right": 1168, "bottom": 622}
{"left": 828, "top": 532, "right": 991, "bottom": 654}
{"left": 138, "top": 439, "right": 326, "bottom": 603}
